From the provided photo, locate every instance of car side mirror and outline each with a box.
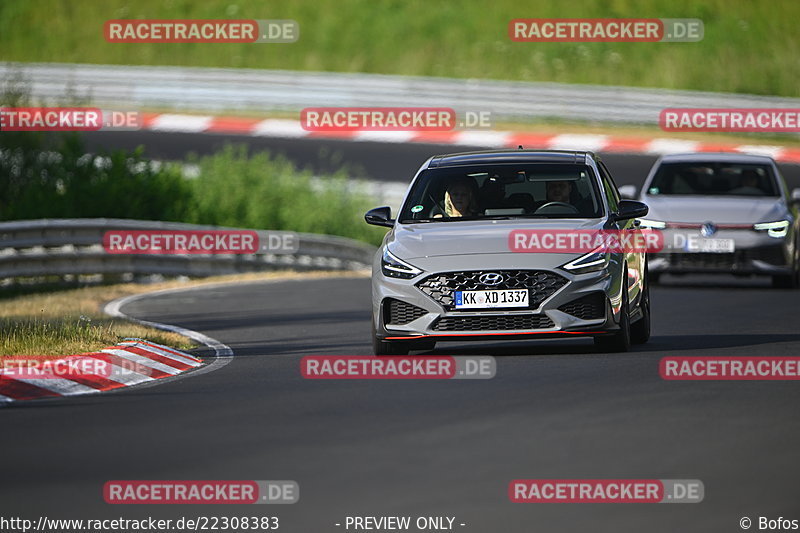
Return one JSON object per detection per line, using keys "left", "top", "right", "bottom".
{"left": 365, "top": 206, "right": 395, "bottom": 227}
{"left": 791, "top": 188, "right": 800, "bottom": 206}
{"left": 612, "top": 200, "right": 649, "bottom": 222}
{"left": 618, "top": 185, "right": 637, "bottom": 200}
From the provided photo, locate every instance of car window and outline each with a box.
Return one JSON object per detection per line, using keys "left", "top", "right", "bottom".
{"left": 646, "top": 162, "right": 779, "bottom": 197}
{"left": 397, "top": 163, "right": 604, "bottom": 222}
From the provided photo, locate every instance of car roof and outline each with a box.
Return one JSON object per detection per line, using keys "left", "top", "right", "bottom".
{"left": 428, "top": 149, "right": 593, "bottom": 168}
{"left": 657, "top": 152, "right": 776, "bottom": 164}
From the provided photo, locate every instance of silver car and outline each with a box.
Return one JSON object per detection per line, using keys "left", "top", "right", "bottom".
{"left": 621, "top": 153, "right": 800, "bottom": 288}
{"left": 365, "top": 150, "right": 652, "bottom": 355}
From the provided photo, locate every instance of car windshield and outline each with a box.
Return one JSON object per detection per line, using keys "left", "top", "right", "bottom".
{"left": 398, "top": 163, "right": 604, "bottom": 223}
{"left": 647, "top": 162, "right": 780, "bottom": 197}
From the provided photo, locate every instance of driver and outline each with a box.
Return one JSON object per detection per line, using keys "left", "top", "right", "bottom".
{"left": 546, "top": 180, "right": 572, "bottom": 203}
{"left": 434, "top": 176, "right": 479, "bottom": 218}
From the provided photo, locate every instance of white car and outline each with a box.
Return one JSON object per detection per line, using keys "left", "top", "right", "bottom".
{"left": 620, "top": 153, "right": 800, "bottom": 288}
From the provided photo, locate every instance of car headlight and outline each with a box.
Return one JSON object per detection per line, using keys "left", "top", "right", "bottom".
{"left": 381, "top": 249, "right": 423, "bottom": 279}
{"left": 753, "top": 220, "right": 790, "bottom": 238}
{"left": 560, "top": 248, "right": 611, "bottom": 274}
{"left": 638, "top": 218, "right": 667, "bottom": 229}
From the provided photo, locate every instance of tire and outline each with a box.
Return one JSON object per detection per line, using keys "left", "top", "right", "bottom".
{"left": 630, "top": 274, "right": 651, "bottom": 345}
{"left": 772, "top": 247, "right": 799, "bottom": 289}
{"left": 372, "top": 321, "right": 409, "bottom": 356}
{"left": 594, "top": 277, "right": 631, "bottom": 353}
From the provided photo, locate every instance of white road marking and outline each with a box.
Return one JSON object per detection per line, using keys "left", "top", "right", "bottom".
{"left": 149, "top": 114, "right": 213, "bottom": 132}
{"left": 101, "top": 349, "right": 184, "bottom": 375}
{"left": 10, "top": 378, "right": 100, "bottom": 395}
{"left": 646, "top": 138, "right": 700, "bottom": 154}
{"left": 548, "top": 134, "right": 609, "bottom": 152}
{"left": 251, "top": 119, "right": 309, "bottom": 138}
{"left": 454, "top": 130, "right": 512, "bottom": 148}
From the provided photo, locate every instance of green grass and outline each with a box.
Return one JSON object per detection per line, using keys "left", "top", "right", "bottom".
{"left": 184, "top": 145, "right": 388, "bottom": 245}
{"left": 0, "top": 0, "right": 798, "bottom": 97}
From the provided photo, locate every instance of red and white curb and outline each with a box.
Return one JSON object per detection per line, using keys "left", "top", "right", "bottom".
{"left": 0, "top": 340, "right": 203, "bottom": 403}
{"left": 138, "top": 113, "right": 800, "bottom": 164}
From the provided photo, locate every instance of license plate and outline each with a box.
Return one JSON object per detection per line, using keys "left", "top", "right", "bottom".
{"left": 454, "top": 289, "right": 529, "bottom": 309}
{"left": 685, "top": 238, "right": 735, "bottom": 253}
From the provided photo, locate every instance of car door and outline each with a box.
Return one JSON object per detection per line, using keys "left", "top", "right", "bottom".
{"left": 598, "top": 161, "right": 644, "bottom": 309}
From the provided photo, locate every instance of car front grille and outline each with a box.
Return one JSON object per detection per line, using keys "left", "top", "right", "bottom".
{"left": 431, "top": 314, "right": 555, "bottom": 332}
{"left": 416, "top": 270, "right": 567, "bottom": 310}
{"left": 384, "top": 298, "right": 427, "bottom": 326}
{"left": 662, "top": 246, "right": 786, "bottom": 270}
{"left": 558, "top": 292, "right": 606, "bottom": 320}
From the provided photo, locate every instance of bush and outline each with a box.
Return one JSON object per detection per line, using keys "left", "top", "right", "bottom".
{"left": 185, "top": 145, "right": 386, "bottom": 245}
{"left": 1, "top": 77, "right": 385, "bottom": 244}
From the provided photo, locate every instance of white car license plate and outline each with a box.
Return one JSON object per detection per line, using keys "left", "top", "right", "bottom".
{"left": 685, "top": 238, "right": 735, "bottom": 253}
{"left": 454, "top": 289, "right": 528, "bottom": 309}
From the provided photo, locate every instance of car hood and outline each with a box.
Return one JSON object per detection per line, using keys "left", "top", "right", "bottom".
{"left": 642, "top": 196, "right": 787, "bottom": 224}
{"left": 388, "top": 218, "right": 606, "bottom": 259}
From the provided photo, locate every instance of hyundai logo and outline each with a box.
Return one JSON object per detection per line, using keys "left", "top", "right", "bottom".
{"left": 478, "top": 272, "right": 504, "bottom": 285}
{"left": 700, "top": 222, "right": 717, "bottom": 237}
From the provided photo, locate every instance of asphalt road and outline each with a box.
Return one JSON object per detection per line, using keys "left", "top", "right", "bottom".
{"left": 2, "top": 274, "right": 800, "bottom": 532}
{"left": 81, "top": 130, "right": 800, "bottom": 188}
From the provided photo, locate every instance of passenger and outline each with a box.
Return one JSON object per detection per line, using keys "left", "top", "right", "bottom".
{"left": 731, "top": 169, "right": 763, "bottom": 195}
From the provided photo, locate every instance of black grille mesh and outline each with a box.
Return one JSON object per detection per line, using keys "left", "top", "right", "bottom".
{"left": 416, "top": 270, "right": 567, "bottom": 310}
{"left": 664, "top": 247, "right": 786, "bottom": 270}
{"left": 385, "top": 298, "right": 427, "bottom": 325}
{"left": 558, "top": 292, "right": 606, "bottom": 320}
{"left": 432, "top": 314, "right": 554, "bottom": 332}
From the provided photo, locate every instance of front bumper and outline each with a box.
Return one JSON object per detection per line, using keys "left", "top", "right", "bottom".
{"left": 649, "top": 228, "right": 792, "bottom": 275}
{"left": 372, "top": 258, "right": 623, "bottom": 343}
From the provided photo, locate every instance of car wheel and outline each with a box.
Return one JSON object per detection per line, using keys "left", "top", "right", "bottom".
{"left": 630, "top": 274, "right": 651, "bottom": 345}
{"left": 372, "top": 321, "right": 410, "bottom": 356}
{"left": 594, "top": 279, "right": 631, "bottom": 353}
{"left": 771, "top": 246, "right": 799, "bottom": 289}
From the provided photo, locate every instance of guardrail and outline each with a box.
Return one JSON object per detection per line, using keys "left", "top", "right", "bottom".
{"left": 0, "top": 219, "right": 376, "bottom": 283}
{"left": 5, "top": 62, "right": 800, "bottom": 126}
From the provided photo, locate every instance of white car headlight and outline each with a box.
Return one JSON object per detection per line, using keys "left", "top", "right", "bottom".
{"left": 753, "top": 220, "right": 790, "bottom": 238}
{"left": 381, "top": 249, "right": 423, "bottom": 279}
{"left": 560, "top": 248, "right": 611, "bottom": 274}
